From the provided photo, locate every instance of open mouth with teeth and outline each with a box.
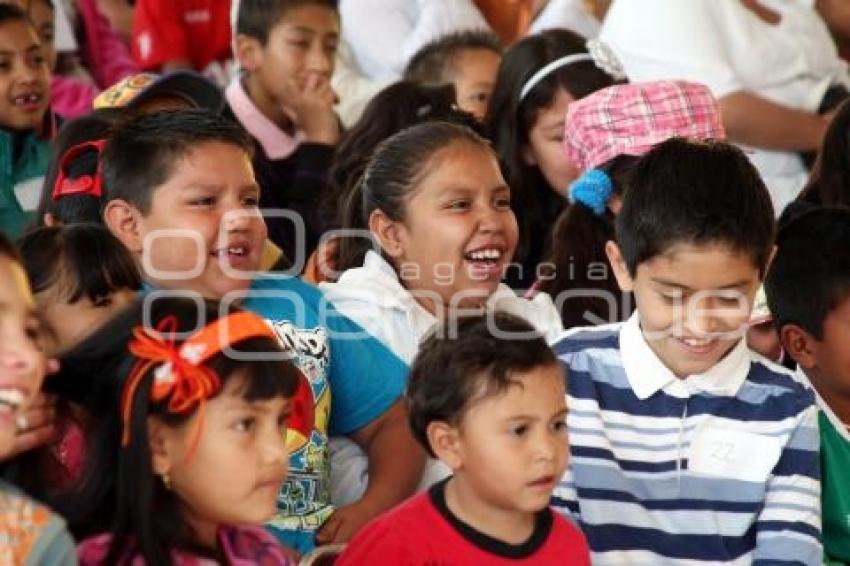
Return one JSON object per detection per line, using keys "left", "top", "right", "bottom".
{"left": 11, "top": 93, "right": 43, "bottom": 107}
{"left": 463, "top": 248, "right": 503, "bottom": 264}
{"left": 211, "top": 245, "right": 249, "bottom": 258}
{"left": 0, "top": 388, "right": 25, "bottom": 415}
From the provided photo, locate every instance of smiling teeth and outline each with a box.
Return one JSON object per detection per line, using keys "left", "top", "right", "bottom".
{"left": 0, "top": 388, "right": 24, "bottom": 410}
{"left": 681, "top": 337, "right": 712, "bottom": 347}
{"left": 12, "top": 94, "right": 40, "bottom": 106}
{"left": 467, "top": 249, "right": 501, "bottom": 261}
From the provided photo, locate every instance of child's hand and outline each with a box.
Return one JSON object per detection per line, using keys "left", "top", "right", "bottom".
{"left": 315, "top": 499, "right": 380, "bottom": 544}
{"left": 7, "top": 392, "right": 58, "bottom": 460}
{"left": 283, "top": 75, "right": 340, "bottom": 146}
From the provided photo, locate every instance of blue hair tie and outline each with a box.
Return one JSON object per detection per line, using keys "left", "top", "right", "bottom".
{"left": 568, "top": 169, "right": 613, "bottom": 216}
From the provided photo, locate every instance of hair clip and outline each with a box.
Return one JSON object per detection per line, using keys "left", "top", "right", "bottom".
{"left": 51, "top": 139, "right": 107, "bottom": 202}
{"left": 568, "top": 169, "right": 614, "bottom": 216}
{"left": 120, "top": 311, "right": 280, "bottom": 460}
{"left": 585, "top": 39, "right": 627, "bottom": 82}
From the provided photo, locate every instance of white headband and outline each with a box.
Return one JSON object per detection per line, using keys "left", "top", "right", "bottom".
{"left": 518, "top": 53, "right": 595, "bottom": 102}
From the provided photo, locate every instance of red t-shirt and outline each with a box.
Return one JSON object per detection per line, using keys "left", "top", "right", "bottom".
{"left": 338, "top": 480, "right": 591, "bottom": 565}
{"left": 132, "top": 0, "right": 232, "bottom": 73}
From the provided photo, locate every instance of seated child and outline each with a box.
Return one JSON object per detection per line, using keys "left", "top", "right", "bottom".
{"left": 230, "top": 0, "right": 341, "bottom": 266}
{"left": 552, "top": 138, "right": 822, "bottom": 564}
{"left": 0, "top": 4, "right": 53, "bottom": 239}
{"left": 0, "top": 231, "right": 76, "bottom": 564}
{"left": 764, "top": 206, "right": 850, "bottom": 565}
{"left": 339, "top": 313, "right": 590, "bottom": 565}
{"left": 51, "top": 297, "right": 299, "bottom": 564}
{"left": 536, "top": 80, "right": 726, "bottom": 328}
{"left": 99, "top": 108, "right": 424, "bottom": 552}
{"left": 403, "top": 30, "right": 503, "bottom": 122}
{"left": 324, "top": 120, "right": 563, "bottom": 365}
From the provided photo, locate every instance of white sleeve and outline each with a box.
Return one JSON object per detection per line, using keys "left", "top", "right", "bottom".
{"left": 529, "top": 0, "right": 602, "bottom": 39}
{"left": 332, "top": 41, "right": 391, "bottom": 128}
{"left": 600, "top": 0, "right": 744, "bottom": 98}
{"left": 403, "top": 0, "right": 491, "bottom": 64}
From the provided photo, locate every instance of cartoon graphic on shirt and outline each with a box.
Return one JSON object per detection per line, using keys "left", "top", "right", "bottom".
{"left": 264, "top": 320, "right": 335, "bottom": 534}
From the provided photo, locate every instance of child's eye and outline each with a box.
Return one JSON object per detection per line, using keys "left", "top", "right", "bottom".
{"left": 288, "top": 40, "right": 310, "bottom": 49}
{"left": 658, "top": 291, "right": 683, "bottom": 305}
{"left": 494, "top": 196, "right": 512, "bottom": 209}
{"left": 242, "top": 195, "right": 260, "bottom": 207}
{"left": 510, "top": 424, "right": 528, "bottom": 437}
{"left": 234, "top": 417, "right": 256, "bottom": 433}
{"left": 189, "top": 196, "right": 216, "bottom": 207}
{"left": 468, "top": 91, "right": 490, "bottom": 104}
{"left": 552, "top": 420, "right": 568, "bottom": 433}
{"left": 446, "top": 200, "right": 471, "bottom": 211}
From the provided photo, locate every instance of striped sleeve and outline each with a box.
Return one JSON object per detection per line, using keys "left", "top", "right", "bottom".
{"left": 753, "top": 403, "right": 822, "bottom": 565}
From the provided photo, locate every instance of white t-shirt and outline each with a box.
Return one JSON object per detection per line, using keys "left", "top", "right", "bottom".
{"left": 339, "top": 0, "right": 490, "bottom": 81}
{"left": 530, "top": 0, "right": 602, "bottom": 38}
{"left": 600, "top": 0, "right": 850, "bottom": 213}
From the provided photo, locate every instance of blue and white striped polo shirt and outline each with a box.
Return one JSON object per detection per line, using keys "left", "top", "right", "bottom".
{"left": 552, "top": 314, "right": 821, "bottom": 565}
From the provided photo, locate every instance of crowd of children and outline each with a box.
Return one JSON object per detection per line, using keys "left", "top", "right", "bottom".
{"left": 1, "top": 0, "right": 850, "bottom": 564}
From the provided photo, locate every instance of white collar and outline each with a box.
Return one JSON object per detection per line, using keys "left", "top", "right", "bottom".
{"left": 793, "top": 367, "right": 850, "bottom": 441}
{"left": 620, "top": 312, "right": 751, "bottom": 400}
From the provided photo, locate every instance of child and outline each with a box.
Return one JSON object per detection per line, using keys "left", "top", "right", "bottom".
{"left": 326, "top": 121, "right": 563, "bottom": 365}
{"left": 536, "top": 80, "right": 726, "bottom": 328}
{"left": 230, "top": 0, "right": 341, "bottom": 266}
{"left": 552, "top": 138, "right": 821, "bottom": 564}
{"left": 339, "top": 313, "right": 590, "bottom": 564}
{"left": 764, "top": 206, "right": 850, "bottom": 565}
{"left": 0, "top": 231, "right": 76, "bottom": 564}
{"left": 99, "top": 108, "right": 424, "bottom": 552}
{"left": 54, "top": 297, "right": 299, "bottom": 564}
{"left": 403, "top": 29, "right": 503, "bottom": 122}
{"left": 19, "top": 223, "right": 140, "bottom": 353}
{"left": 0, "top": 3, "right": 53, "bottom": 239}
{"left": 485, "top": 29, "right": 617, "bottom": 289}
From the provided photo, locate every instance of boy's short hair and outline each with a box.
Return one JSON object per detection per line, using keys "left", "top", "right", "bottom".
{"left": 404, "top": 30, "right": 503, "bottom": 86}
{"left": 235, "top": 0, "right": 337, "bottom": 45}
{"left": 765, "top": 206, "right": 850, "bottom": 340}
{"left": 102, "top": 109, "right": 254, "bottom": 214}
{"left": 407, "top": 312, "right": 558, "bottom": 457}
{"left": 616, "top": 137, "right": 775, "bottom": 276}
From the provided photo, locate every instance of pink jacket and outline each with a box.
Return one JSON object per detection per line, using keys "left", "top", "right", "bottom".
{"left": 51, "top": 0, "right": 139, "bottom": 118}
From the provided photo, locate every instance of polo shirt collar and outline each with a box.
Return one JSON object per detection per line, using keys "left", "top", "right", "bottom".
{"left": 620, "top": 312, "right": 751, "bottom": 400}
{"left": 794, "top": 367, "right": 850, "bottom": 442}
{"left": 225, "top": 79, "right": 304, "bottom": 160}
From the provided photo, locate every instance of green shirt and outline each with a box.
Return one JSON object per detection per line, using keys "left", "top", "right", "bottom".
{"left": 0, "top": 128, "right": 50, "bottom": 238}
{"left": 821, "top": 410, "right": 850, "bottom": 565}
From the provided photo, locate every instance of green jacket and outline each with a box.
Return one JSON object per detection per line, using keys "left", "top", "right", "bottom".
{"left": 0, "top": 128, "right": 50, "bottom": 239}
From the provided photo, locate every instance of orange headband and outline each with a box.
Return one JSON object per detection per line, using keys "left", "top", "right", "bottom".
{"left": 120, "top": 311, "right": 278, "bottom": 458}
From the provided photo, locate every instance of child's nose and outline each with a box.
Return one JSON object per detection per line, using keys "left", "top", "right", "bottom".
{"left": 307, "top": 48, "right": 333, "bottom": 76}
{"left": 0, "top": 331, "right": 41, "bottom": 381}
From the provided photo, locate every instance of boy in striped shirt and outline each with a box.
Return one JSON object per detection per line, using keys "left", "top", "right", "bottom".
{"left": 552, "top": 138, "right": 821, "bottom": 564}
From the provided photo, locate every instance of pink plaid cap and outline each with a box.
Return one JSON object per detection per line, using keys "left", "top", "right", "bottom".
{"left": 565, "top": 80, "right": 725, "bottom": 172}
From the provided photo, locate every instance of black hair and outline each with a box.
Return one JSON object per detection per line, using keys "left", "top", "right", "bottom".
{"left": 48, "top": 297, "right": 298, "bottom": 565}
{"left": 335, "top": 120, "right": 496, "bottom": 273}
{"left": 322, "top": 81, "right": 480, "bottom": 257}
{"left": 616, "top": 138, "right": 775, "bottom": 276}
{"left": 765, "top": 206, "right": 850, "bottom": 340}
{"left": 799, "top": 99, "right": 850, "bottom": 207}
{"left": 35, "top": 108, "right": 127, "bottom": 227}
{"left": 235, "top": 0, "right": 338, "bottom": 45}
{"left": 102, "top": 109, "right": 254, "bottom": 214}
{"left": 18, "top": 223, "right": 141, "bottom": 305}
{"left": 0, "top": 3, "right": 29, "bottom": 26}
{"left": 538, "top": 155, "right": 638, "bottom": 328}
{"left": 408, "top": 312, "right": 559, "bottom": 458}
{"left": 485, "top": 29, "right": 616, "bottom": 288}
{"left": 403, "top": 29, "right": 503, "bottom": 86}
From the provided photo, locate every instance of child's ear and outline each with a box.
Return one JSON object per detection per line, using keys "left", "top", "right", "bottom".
{"left": 368, "top": 209, "right": 405, "bottom": 259}
{"left": 780, "top": 323, "right": 818, "bottom": 370}
{"left": 427, "top": 421, "right": 463, "bottom": 470}
{"left": 103, "top": 200, "right": 143, "bottom": 255}
{"left": 605, "top": 240, "right": 634, "bottom": 292}
{"left": 147, "top": 417, "right": 176, "bottom": 479}
{"left": 234, "top": 34, "right": 264, "bottom": 72}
